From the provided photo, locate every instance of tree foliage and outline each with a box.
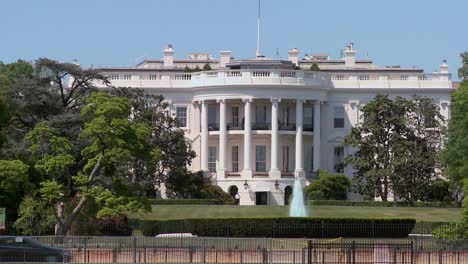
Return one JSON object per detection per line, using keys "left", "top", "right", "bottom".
{"left": 344, "top": 94, "right": 445, "bottom": 202}
{"left": 459, "top": 52, "right": 468, "bottom": 80}
{"left": 304, "top": 171, "right": 350, "bottom": 200}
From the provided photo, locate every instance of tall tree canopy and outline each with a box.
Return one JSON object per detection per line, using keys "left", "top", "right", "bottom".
{"left": 0, "top": 59, "right": 197, "bottom": 235}
{"left": 344, "top": 94, "right": 445, "bottom": 202}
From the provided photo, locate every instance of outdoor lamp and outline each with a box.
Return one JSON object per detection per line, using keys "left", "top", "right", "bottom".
{"left": 244, "top": 180, "right": 248, "bottom": 190}
{"left": 275, "top": 180, "right": 279, "bottom": 189}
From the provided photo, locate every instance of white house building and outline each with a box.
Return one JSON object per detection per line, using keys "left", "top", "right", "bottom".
{"left": 91, "top": 44, "right": 453, "bottom": 205}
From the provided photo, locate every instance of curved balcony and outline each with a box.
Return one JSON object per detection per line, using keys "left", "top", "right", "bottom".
{"left": 192, "top": 70, "right": 329, "bottom": 88}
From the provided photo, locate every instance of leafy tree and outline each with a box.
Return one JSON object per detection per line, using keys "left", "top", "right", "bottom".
{"left": 304, "top": 171, "right": 350, "bottom": 200}
{"left": 442, "top": 82, "right": 468, "bottom": 190}
{"left": 165, "top": 169, "right": 208, "bottom": 198}
{"left": 203, "top": 63, "right": 212, "bottom": 71}
{"left": 344, "top": 94, "right": 444, "bottom": 202}
{"left": 427, "top": 179, "right": 452, "bottom": 202}
{"left": 310, "top": 63, "right": 320, "bottom": 71}
{"left": 0, "top": 160, "right": 31, "bottom": 220}
{"left": 14, "top": 195, "right": 55, "bottom": 235}
{"left": 459, "top": 52, "right": 468, "bottom": 80}
{"left": 110, "top": 88, "right": 195, "bottom": 191}
{"left": 20, "top": 92, "right": 152, "bottom": 235}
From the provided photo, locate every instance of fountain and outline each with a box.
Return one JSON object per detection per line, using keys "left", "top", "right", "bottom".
{"left": 289, "top": 178, "right": 308, "bottom": 217}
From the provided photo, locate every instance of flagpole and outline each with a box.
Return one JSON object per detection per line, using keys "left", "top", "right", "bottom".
{"left": 256, "top": 0, "right": 261, "bottom": 57}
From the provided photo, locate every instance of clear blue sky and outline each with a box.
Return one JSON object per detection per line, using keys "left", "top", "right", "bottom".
{"left": 1, "top": 0, "right": 466, "bottom": 79}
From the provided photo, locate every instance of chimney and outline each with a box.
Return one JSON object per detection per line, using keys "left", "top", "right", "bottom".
{"left": 344, "top": 43, "right": 356, "bottom": 68}
{"left": 288, "top": 48, "right": 299, "bottom": 66}
{"left": 439, "top": 59, "right": 449, "bottom": 74}
{"left": 163, "top": 44, "right": 174, "bottom": 68}
{"left": 220, "top": 51, "right": 232, "bottom": 68}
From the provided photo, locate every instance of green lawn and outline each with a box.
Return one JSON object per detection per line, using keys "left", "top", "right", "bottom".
{"left": 135, "top": 205, "right": 462, "bottom": 222}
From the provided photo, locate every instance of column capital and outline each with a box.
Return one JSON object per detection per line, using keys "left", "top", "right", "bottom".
{"left": 216, "top": 98, "right": 226, "bottom": 103}
{"left": 270, "top": 98, "right": 282, "bottom": 103}
{"left": 242, "top": 97, "right": 253, "bottom": 103}
{"left": 296, "top": 99, "right": 306, "bottom": 103}
{"left": 349, "top": 100, "right": 360, "bottom": 109}
{"left": 196, "top": 99, "right": 208, "bottom": 105}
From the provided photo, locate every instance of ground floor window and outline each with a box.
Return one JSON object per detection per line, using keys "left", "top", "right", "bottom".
{"left": 255, "top": 145, "right": 266, "bottom": 172}
{"left": 282, "top": 145, "right": 290, "bottom": 172}
{"left": 208, "top": 146, "right": 217, "bottom": 173}
{"left": 334, "top": 146, "right": 344, "bottom": 173}
{"left": 232, "top": 145, "right": 239, "bottom": 172}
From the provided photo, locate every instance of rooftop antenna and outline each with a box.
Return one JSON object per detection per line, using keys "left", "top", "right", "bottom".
{"left": 256, "top": 0, "right": 262, "bottom": 57}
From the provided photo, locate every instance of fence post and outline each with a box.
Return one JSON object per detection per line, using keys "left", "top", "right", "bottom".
{"left": 393, "top": 246, "right": 397, "bottom": 264}
{"left": 352, "top": 241, "right": 356, "bottom": 264}
{"left": 84, "top": 237, "right": 87, "bottom": 263}
{"left": 132, "top": 237, "right": 137, "bottom": 264}
{"left": 307, "top": 240, "right": 312, "bottom": 264}
{"left": 269, "top": 238, "right": 273, "bottom": 264}
{"left": 201, "top": 238, "right": 206, "bottom": 263}
{"left": 411, "top": 241, "right": 414, "bottom": 264}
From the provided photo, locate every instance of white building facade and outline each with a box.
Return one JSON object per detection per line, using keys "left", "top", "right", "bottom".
{"left": 93, "top": 44, "right": 453, "bottom": 205}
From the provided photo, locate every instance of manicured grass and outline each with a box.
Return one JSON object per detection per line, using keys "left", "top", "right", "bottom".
{"left": 135, "top": 205, "right": 462, "bottom": 222}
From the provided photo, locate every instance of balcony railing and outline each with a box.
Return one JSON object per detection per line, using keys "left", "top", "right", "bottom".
{"left": 208, "top": 123, "right": 219, "bottom": 131}
{"left": 252, "top": 122, "right": 271, "bottom": 130}
{"left": 279, "top": 123, "right": 296, "bottom": 131}
{"left": 303, "top": 123, "right": 314, "bottom": 132}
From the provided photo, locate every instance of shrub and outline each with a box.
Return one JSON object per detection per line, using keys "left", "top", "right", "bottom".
{"left": 304, "top": 171, "right": 350, "bottom": 200}
{"left": 138, "top": 217, "right": 415, "bottom": 238}
{"left": 200, "top": 185, "right": 236, "bottom": 205}
{"left": 96, "top": 214, "right": 133, "bottom": 236}
{"left": 428, "top": 179, "right": 453, "bottom": 202}
{"left": 148, "top": 199, "right": 222, "bottom": 205}
{"left": 432, "top": 222, "right": 468, "bottom": 239}
{"left": 307, "top": 200, "right": 461, "bottom": 208}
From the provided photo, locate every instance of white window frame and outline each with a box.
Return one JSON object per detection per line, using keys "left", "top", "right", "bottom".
{"left": 333, "top": 146, "right": 345, "bottom": 173}
{"left": 208, "top": 146, "right": 217, "bottom": 173}
{"left": 334, "top": 106, "right": 345, "bottom": 129}
{"left": 255, "top": 145, "right": 267, "bottom": 172}
{"left": 174, "top": 105, "right": 189, "bottom": 129}
{"left": 282, "top": 145, "right": 290, "bottom": 172}
{"left": 232, "top": 145, "right": 239, "bottom": 172}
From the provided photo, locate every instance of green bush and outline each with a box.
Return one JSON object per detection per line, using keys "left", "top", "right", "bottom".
{"left": 432, "top": 222, "right": 468, "bottom": 239}
{"left": 428, "top": 179, "right": 453, "bottom": 202}
{"left": 148, "top": 199, "right": 222, "bottom": 205}
{"left": 138, "top": 217, "right": 415, "bottom": 238}
{"left": 304, "top": 171, "right": 350, "bottom": 200}
{"left": 307, "top": 200, "right": 461, "bottom": 208}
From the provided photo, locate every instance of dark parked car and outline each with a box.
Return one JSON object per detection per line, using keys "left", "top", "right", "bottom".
{"left": 0, "top": 236, "right": 71, "bottom": 262}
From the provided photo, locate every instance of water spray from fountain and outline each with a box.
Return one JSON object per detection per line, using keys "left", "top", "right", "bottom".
{"left": 289, "top": 177, "right": 308, "bottom": 217}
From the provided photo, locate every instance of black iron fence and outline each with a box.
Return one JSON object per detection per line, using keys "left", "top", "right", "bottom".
{"left": 0, "top": 236, "right": 467, "bottom": 263}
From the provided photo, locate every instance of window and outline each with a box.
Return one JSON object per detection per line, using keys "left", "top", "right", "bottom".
{"left": 424, "top": 113, "right": 436, "bottom": 128}
{"left": 123, "top": 74, "right": 131, "bottom": 80}
{"left": 282, "top": 145, "right": 290, "bottom": 172}
{"left": 208, "top": 146, "right": 217, "bottom": 173}
{"left": 208, "top": 105, "right": 217, "bottom": 130}
{"left": 255, "top": 105, "right": 267, "bottom": 123}
{"left": 176, "top": 106, "right": 188, "bottom": 127}
{"left": 334, "top": 146, "right": 344, "bottom": 173}
{"left": 283, "top": 106, "right": 290, "bottom": 125}
{"left": 232, "top": 146, "right": 239, "bottom": 172}
{"left": 255, "top": 145, "right": 266, "bottom": 172}
{"left": 232, "top": 107, "right": 239, "bottom": 127}
{"left": 334, "top": 106, "right": 345, "bottom": 129}
{"left": 304, "top": 105, "right": 313, "bottom": 130}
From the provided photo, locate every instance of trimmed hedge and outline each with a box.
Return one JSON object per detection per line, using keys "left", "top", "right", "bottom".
{"left": 137, "top": 217, "right": 415, "bottom": 238}
{"left": 148, "top": 199, "right": 222, "bottom": 205}
{"left": 307, "top": 200, "right": 461, "bottom": 208}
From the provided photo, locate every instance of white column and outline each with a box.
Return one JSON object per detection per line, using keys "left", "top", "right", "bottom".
{"left": 242, "top": 98, "right": 253, "bottom": 178}
{"left": 218, "top": 99, "right": 227, "bottom": 178}
{"left": 295, "top": 99, "right": 305, "bottom": 178}
{"left": 270, "top": 98, "right": 281, "bottom": 178}
{"left": 313, "top": 101, "right": 321, "bottom": 172}
{"left": 200, "top": 101, "right": 208, "bottom": 172}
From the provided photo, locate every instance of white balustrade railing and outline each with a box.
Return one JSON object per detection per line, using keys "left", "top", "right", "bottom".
{"left": 95, "top": 70, "right": 451, "bottom": 89}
